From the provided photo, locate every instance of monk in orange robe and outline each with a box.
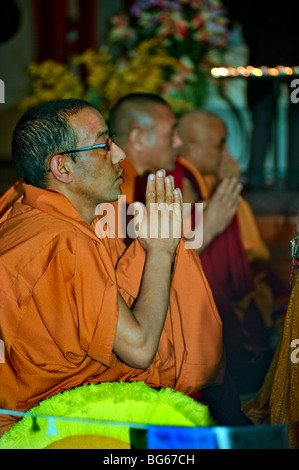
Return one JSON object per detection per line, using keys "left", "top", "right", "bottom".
{"left": 108, "top": 92, "right": 254, "bottom": 425}
{"left": 175, "top": 110, "right": 289, "bottom": 382}
{"left": 177, "top": 110, "right": 288, "bottom": 313}
{"left": 115, "top": 158, "right": 269, "bottom": 396}
{"left": 0, "top": 99, "right": 224, "bottom": 436}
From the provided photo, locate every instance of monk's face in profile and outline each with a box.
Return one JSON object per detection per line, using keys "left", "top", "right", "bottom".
{"left": 143, "top": 103, "right": 182, "bottom": 172}
{"left": 178, "top": 115, "right": 231, "bottom": 176}
{"left": 66, "top": 107, "right": 126, "bottom": 205}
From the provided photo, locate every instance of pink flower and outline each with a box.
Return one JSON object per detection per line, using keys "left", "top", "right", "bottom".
{"left": 111, "top": 13, "right": 128, "bottom": 29}
{"left": 194, "top": 30, "right": 210, "bottom": 43}
{"left": 176, "top": 21, "right": 187, "bottom": 38}
{"left": 159, "top": 81, "right": 172, "bottom": 93}
{"left": 191, "top": 13, "right": 204, "bottom": 29}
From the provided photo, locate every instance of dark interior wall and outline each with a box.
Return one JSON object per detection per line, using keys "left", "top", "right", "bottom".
{"left": 0, "top": 0, "right": 124, "bottom": 192}
{"left": 0, "top": 0, "right": 123, "bottom": 162}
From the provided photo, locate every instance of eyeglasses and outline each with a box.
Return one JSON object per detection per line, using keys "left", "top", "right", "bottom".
{"left": 59, "top": 136, "right": 112, "bottom": 155}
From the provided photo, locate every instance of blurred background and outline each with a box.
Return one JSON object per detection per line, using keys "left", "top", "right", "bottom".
{"left": 0, "top": 0, "right": 298, "bottom": 284}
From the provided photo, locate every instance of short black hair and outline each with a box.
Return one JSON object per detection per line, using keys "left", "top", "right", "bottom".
{"left": 12, "top": 98, "right": 93, "bottom": 188}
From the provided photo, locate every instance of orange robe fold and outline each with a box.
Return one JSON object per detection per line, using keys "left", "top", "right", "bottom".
{"left": 0, "top": 184, "right": 222, "bottom": 435}
{"left": 0, "top": 180, "right": 24, "bottom": 220}
{"left": 114, "top": 158, "right": 255, "bottom": 425}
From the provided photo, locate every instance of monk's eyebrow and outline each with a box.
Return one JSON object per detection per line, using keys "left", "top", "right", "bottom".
{"left": 94, "top": 128, "right": 109, "bottom": 143}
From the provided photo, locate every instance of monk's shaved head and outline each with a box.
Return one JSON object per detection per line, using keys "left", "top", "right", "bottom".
{"left": 109, "top": 93, "right": 170, "bottom": 147}
{"left": 177, "top": 109, "right": 228, "bottom": 176}
{"left": 108, "top": 93, "right": 181, "bottom": 175}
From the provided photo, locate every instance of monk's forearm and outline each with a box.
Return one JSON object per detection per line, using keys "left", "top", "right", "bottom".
{"left": 113, "top": 171, "right": 182, "bottom": 368}
{"left": 132, "top": 249, "right": 173, "bottom": 348}
{"left": 114, "top": 249, "right": 174, "bottom": 369}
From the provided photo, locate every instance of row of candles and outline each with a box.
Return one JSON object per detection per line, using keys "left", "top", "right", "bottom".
{"left": 210, "top": 65, "right": 299, "bottom": 78}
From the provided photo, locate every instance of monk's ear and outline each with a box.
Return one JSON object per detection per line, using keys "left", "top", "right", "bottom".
{"left": 48, "top": 154, "right": 73, "bottom": 183}
{"left": 129, "top": 127, "right": 147, "bottom": 152}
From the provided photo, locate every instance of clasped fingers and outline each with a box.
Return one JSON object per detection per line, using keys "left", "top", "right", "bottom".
{"left": 214, "top": 177, "right": 242, "bottom": 206}
{"left": 136, "top": 170, "right": 183, "bottom": 252}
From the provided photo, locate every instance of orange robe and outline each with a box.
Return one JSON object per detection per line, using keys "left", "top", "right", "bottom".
{"left": 0, "top": 184, "right": 223, "bottom": 435}
{"left": 116, "top": 158, "right": 255, "bottom": 425}
{"left": 0, "top": 180, "right": 24, "bottom": 220}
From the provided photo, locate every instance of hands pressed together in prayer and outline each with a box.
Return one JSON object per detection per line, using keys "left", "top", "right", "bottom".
{"left": 198, "top": 177, "right": 242, "bottom": 253}
{"left": 136, "top": 169, "right": 183, "bottom": 256}
{"left": 114, "top": 169, "right": 183, "bottom": 370}
{"left": 218, "top": 153, "right": 241, "bottom": 181}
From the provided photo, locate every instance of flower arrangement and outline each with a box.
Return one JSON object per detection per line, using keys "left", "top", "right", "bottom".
{"left": 107, "top": 0, "right": 229, "bottom": 109}
{"left": 21, "top": 0, "right": 229, "bottom": 116}
{"left": 21, "top": 40, "right": 187, "bottom": 118}
{"left": 109, "top": 0, "right": 228, "bottom": 59}
{"left": 20, "top": 61, "right": 86, "bottom": 110}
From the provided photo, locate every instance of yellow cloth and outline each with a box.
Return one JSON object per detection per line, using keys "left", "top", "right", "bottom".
{"left": 242, "top": 270, "right": 299, "bottom": 425}
{"left": 0, "top": 180, "right": 24, "bottom": 220}
{"left": 45, "top": 435, "right": 130, "bottom": 449}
